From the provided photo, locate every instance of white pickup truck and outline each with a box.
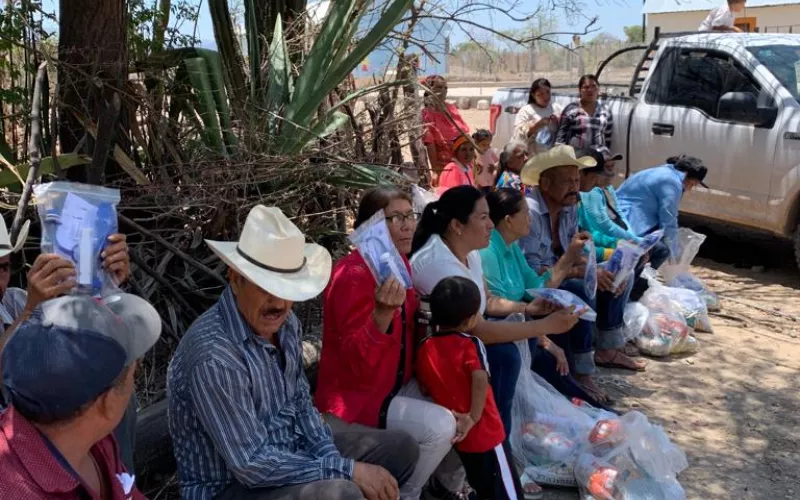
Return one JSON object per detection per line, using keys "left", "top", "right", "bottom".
{"left": 490, "top": 32, "right": 800, "bottom": 266}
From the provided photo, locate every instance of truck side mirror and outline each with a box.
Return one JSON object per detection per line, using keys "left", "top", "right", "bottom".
{"left": 718, "top": 91, "right": 777, "bottom": 126}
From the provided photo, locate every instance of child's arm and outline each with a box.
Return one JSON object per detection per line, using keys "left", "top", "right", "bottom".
{"left": 452, "top": 369, "right": 490, "bottom": 443}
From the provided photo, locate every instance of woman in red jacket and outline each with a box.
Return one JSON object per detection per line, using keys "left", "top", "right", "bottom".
{"left": 316, "top": 188, "right": 457, "bottom": 500}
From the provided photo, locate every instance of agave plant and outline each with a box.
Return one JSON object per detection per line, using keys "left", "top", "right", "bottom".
{"left": 161, "top": 0, "right": 414, "bottom": 159}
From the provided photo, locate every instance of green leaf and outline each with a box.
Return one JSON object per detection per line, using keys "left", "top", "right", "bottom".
{"left": 328, "top": 162, "right": 409, "bottom": 189}
{"left": 207, "top": 0, "right": 248, "bottom": 109}
{"left": 283, "top": 111, "right": 349, "bottom": 155}
{"left": 282, "top": 0, "right": 412, "bottom": 136}
{"left": 245, "top": 0, "right": 262, "bottom": 104}
{"left": 284, "top": 0, "right": 357, "bottom": 126}
{"left": 0, "top": 154, "right": 90, "bottom": 190}
{"left": 265, "top": 14, "right": 292, "bottom": 135}
{"left": 184, "top": 57, "right": 226, "bottom": 155}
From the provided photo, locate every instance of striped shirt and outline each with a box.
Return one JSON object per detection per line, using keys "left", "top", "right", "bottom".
{"left": 167, "top": 287, "right": 354, "bottom": 500}
{"left": 555, "top": 101, "right": 613, "bottom": 158}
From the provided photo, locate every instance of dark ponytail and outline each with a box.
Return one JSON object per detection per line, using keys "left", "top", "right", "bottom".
{"left": 486, "top": 188, "right": 526, "bottom": 226}
{"left": 411, "top": 186, "right": 485, "bottom": 255}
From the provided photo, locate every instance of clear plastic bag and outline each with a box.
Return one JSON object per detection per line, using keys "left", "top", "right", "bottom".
{"left": 526, "top": 288, "right": 597, "bottom": 322}
{"left": 642, "top": 285, "right": 713, "bottom": 334}
{"left": 622, "top": 302, "right": 650, "bottom": 342}
{"left": 601, "top": 240, "right": 645, "bottom": 290}
{"left": 635, "top": 312, "right": 692, "bottom": 357}
{"left": 510, "top": 339, "right": 616, "bottom": 487}
{"left": 637, "top": 229, "right": 664, "bottom": 253}
{"left": 349, "top": 209, "right": 413, "bottom": 288}
{"left": 411, "top": 184, "right": 438, "bottom": 214}
{"left": 660, "top": 228, "right": 720, "bottom": 311}
{"left": 34, "top": 182, "right": 121, "bottom": 296}
{"left": 575, "top": 411, "right": 688, "bottom": 500}
{"left": 585, "top": 239, "right": 598, "bottom": 300}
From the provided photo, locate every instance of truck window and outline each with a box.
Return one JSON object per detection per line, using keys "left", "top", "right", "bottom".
{"left": 646, "top": 48, "right": 771, "bottom": 123}
{"left": 747, "top": 44, "right": 800, "bottom": 100}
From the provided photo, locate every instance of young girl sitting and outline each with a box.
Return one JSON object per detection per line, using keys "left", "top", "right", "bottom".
{"left": 473, "top": 129, "right": 499, "bottom": 193}
{"left": 416, "top": 276, "right": 527, "bottom": 500}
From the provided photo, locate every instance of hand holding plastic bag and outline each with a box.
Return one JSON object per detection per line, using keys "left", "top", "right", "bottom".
{"left": 34, "top": 182, "right": 121, "bottom": 296}
{"left": 349, "top": 209, "right": 413, "bottom": 288}
{"left": 601, "top": 240, "right": 644, "bottom": 290}
{"left": 584, "top": 239, "right": 598, "bottom": 300}
{"left": 637, "top": 229, "right": 665, "bottom": 253}
{"left": 527, "top": 288, "right": 597, "bottom": 322}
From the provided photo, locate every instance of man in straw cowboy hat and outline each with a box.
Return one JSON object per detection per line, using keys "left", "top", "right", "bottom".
{"left": 0, "top": 214, "right": 137, "bottom": 469}
{"left": 167, "top": 205, "right": 419, "bottom": 500}
{"left": 518, "top": 145, "right": 645, "bottom": 404}
{"left": 0, "top": 292, "right": 161, "bottom": 500}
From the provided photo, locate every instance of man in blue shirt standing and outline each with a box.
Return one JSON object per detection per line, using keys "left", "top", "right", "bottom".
{"left": 167, "top": 205, "right": 418, "bottom": 500}
{"left": 616, "top": 155, "right": 708, "bottom": 266}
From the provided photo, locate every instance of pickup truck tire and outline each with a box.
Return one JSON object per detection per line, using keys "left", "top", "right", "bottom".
{"left": 794, "top": 223, "right": 800, "bottom": 271}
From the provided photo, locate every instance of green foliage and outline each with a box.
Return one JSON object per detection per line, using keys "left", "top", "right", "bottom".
{"left": 624, "top": 25, "right": 645, "bottom": 44}
{"left": 128, "top": 0, "right": 201, "bottom": 61}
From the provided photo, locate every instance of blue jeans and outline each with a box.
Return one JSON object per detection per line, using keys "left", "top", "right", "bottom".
{"left": 649, "top": 240, "right": 671, "bottom": 270}
{"left": 528, "top": 337, "right": 608, "bottom": 409}
{"left": 554, "top": 279, "right": 596, "bottom": 375}
{"left": 484, "top": 342, "right": 521, "bottom": 436}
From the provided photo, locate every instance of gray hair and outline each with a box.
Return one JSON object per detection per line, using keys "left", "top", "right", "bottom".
{"left": 503, "top": 139, "right": 527, "bottom": 156}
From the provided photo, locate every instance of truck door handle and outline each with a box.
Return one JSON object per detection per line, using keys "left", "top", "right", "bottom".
{"left": 785, "top": 132, "right": 800, "bottom": 141}
{"left": 652, "top": 123, "right": 674, "bottom": 136}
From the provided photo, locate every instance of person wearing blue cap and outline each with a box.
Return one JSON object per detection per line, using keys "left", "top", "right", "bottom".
{"left": 0, "top": 293, "right": 161, "bottom": 500}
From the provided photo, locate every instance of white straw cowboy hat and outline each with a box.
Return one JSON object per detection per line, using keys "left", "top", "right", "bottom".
{"left": 0, "top": 217, "right": 29, "bottom": 259}
{"left": 521, "top": 144, "right": 597, "bottom": 186}
{"left": 206, "top": 206, "right": 332, "bottom": 302}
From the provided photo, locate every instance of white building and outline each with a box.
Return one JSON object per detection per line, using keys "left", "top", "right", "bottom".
{"left": 643, "top": 0, "right": 800, "bottom": 39}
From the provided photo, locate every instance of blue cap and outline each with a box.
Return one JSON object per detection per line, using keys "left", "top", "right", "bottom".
{"left": 2, "top": 293, "right": 161, "bottom": 421}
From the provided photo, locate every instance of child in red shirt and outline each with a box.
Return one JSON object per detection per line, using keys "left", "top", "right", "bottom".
{"left": 416, "top": 276, "right": 525, "bottom": 500}
{"left": 437, "top": 135, "right": 476, "bottom": 196}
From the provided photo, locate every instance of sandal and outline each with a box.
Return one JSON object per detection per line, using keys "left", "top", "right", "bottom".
{"left": 595, "top": 349, "right": 647, "bottom": 372}
{"left": 623, "top": 342, "right": 641, "bottom": 358}
{"left": 522, "top": 480, "right": 543, "bottom": 500}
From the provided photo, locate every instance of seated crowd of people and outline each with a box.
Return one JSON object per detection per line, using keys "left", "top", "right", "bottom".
{"left": 0, "top": 73, "right": 711, "bottom": 500}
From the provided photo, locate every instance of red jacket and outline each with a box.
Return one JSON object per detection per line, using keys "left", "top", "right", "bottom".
{"left": 315, "top": 251, "right": 418, "bottom": 428}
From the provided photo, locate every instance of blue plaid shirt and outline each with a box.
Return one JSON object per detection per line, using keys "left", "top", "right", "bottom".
{"left": 518, "top": 187, "right": 579, "bottom": 271}
{"left": 167, "top": 287, "right": 353, "bottom": 500}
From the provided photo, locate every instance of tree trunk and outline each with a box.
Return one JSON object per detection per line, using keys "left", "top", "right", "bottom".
{"left": 58, "top": 0, "right": 127, "bottom": 184}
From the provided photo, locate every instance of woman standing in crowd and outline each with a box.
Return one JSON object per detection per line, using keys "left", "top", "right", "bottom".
{"left": 316, "top": 188, "right": 456, "bottom": 500}
{"left": 556, "top": 74, "right": 615, "bottom": 161}
{"left": 421, "top": 75, "right": 470, "bottom": 185}
{"left": 495, "top": 140, "right": 530, "bottom": 194}
{"left": 514, "top": 78, "right": 563, "bottom": 155}
{"left": 480, "top": 188, "right": 606, "bottom": 406}
{"left": 409, "top": 186, "right": 582, "bottom": 436}
{"left": 437, "top": 135, "right": 476, "bottom": 196}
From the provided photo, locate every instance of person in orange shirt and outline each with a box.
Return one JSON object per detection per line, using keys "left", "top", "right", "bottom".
{"left": 421, "top": 75, "right": 470, "bottom": 184}
{"left": 437, "top": 135, "right": 476, "bottom": 196}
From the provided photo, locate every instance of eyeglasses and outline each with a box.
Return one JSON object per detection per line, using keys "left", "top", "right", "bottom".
{"left": 386, "top": 212, "right": 421, "bottom": 226}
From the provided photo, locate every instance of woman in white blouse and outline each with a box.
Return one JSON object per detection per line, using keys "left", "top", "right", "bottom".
{"left": 513, "top": 78, "right": 563, "bottom": 155}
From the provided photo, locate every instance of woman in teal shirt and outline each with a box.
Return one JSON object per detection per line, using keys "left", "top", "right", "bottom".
{"left": 480, "top": 188, "right": 608, "bottom": 407}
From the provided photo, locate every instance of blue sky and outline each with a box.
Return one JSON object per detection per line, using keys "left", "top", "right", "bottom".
{"left": 42, "top": 0, "right": 646, "bottom": 45}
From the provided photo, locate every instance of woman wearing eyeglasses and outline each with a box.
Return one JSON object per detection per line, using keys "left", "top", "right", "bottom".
{"left": 555, "top": 74, "right": 615, "bottom": 164}
{"left": 316, "top": 188, "right": 457, "bottom": 500}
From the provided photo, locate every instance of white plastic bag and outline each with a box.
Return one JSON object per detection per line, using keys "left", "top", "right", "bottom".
{"left": 526, "top": 288, "right": 597, "bottom": 322}
{"left": 575, "top": 411, "right": 688, "bottom": 500}
{"left": 601, "top": 240, "right": 645, "bottom": 290}
{"left": 635, "top": 312, "right": 693, "bottom": 357}
{"left": 661, "top": 228, "right": 720, "bottom": 311}
{"left": 622, "top": 302, "right": 650, "bottom": 342}
{"left": 34, "top": 182, "right": 121, "bottom": 296}
{"left": 642, "top": 285, "right": 713, "bottom": 334}
{"left": 411, "top": 184, "right": 438, "bottom": 214}
{"left": 584, "top": 239, "right": 597, "bottom": 300}
{"left": 349, "top": 209, "right": 413, "bottom": 288}
{"left": 510, "top": 340, "right": 616, "bottom": 487}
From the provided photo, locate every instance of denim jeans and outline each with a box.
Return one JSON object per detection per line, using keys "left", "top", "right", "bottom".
{"left": 649, "top": 240, "right": 671, "bottom": 270}
{"left": 484, "top": 342, "right": 522, "bottom": 436}
{"left": 561, "top": 277, "right": 633, "bottom": 361}
{"left": 527, "top": 337, "right": 607, "bottom": 409}
{"left": 554, "top": 279, "right": 596, "bottom": 375}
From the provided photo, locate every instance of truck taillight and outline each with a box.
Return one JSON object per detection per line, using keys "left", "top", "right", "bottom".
{"left": 489, "top": 104, "right": 501, "bottom": 135}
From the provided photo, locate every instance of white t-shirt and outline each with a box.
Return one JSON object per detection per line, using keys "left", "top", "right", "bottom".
{"left": 514, "top": 102, "right": 564, "bottom": 154}
{"left": 699, "top": 5, "right": 734, "bottom": 31}
{"left": 410, "top": 234, "right": 487, "bottom": 315}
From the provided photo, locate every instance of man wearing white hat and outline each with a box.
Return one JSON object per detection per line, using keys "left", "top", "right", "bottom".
{"left": 167, "top": 205, "right": 419, "bottom": 500}
{"left": 517, "top": 145, "right": 645, "bottom": 405}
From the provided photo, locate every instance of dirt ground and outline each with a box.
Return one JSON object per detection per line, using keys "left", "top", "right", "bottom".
{"left": 454, "top": 109, "right": 800, "bottom": 498}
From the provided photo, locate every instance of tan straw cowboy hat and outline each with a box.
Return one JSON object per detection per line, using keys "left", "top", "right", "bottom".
{"left": 206, "top": 206, "right": 332, "bottom": 302}
{"left": 521, "top": 144, "right": 597, "bottom": 186}
{"left": 0, "top": 216, "right": 29, "bottom": 259}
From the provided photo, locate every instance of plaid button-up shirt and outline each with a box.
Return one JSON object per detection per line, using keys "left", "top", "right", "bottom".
{"left": 555, "top": 101, "right": 613, "bottom": 158}
{"left": 167, "top": 287, "right": 353, "bottom": 500}
{"left": 518, "top": 188, "right": 579, "bottom": 271}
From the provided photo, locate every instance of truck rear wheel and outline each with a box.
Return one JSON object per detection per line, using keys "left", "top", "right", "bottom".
{"left": 794, "top": 223, "right": 800, "bottom": 270}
